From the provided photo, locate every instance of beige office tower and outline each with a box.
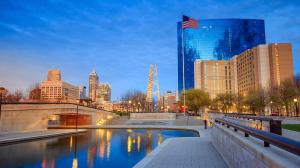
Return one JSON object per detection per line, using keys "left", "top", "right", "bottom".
{"left": 194, "top": 60, "right": 236, "bottom": 99}
{"left": 236, "top": 43, "right": 293, "bottom": 95}
{"left": 89, "top": 69, "right": 99, "bottom": 102}
{"left": 97, "top": 83, "right": 111, "bottom": 102}
{"left": 41, "top": 69, "right": 79, "bottom": 103}
{"left": 194, "top": 43, "right": 294, "bottom": 97}
{"left": 47, "top": 69, "right": 61, "bottom": 81}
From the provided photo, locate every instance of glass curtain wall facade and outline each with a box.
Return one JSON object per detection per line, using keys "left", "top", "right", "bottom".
{"left": 178, "top": 19, "right": 266, "bottom": 92}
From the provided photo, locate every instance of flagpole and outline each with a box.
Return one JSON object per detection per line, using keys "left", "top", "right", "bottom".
{"left": 181, "top": 16, "right": 186, "bottom": 117}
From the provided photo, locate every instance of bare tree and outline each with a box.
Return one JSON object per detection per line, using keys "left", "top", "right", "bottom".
{"left": 268, "top": 86, "right": 282, "bottom": 115}
{"left": 244, "top": 89, "right": 266, "bottom": 115}
{"left": 279, "top": 79, "right": 298, "bottom": 116}
{"left": 28, "top": 83, "right": 41, "bottom": 100}
{"left": 5, "top": 89, "right": 24, "bottom": 103}
{"left": 121, "top": 89, "right": 146, "bottom": 112}
{"left": 214, "top": 93, "right": 236, "bottom": 113}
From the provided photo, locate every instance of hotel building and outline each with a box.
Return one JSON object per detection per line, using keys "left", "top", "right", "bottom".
{"left": 178, "top": 18, "right": 266, "bottom": 93}
{"left": 237, "top": 43, "right": 293, "bottom": 95}
{"left": 194, "top": 60, "right": 236, "bottom": 99}
{"left": 194, "top": 43, "right": 294, "bottom": 97}
{"left": 40, "top": 69, "right": 79, "bottom": 103}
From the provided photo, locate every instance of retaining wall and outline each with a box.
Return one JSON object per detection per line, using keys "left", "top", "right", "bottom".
{"left": 130, "top": 113, "right": 176, "bottom": 120}
{"left": 211, "top": 123, "right": 300, "bottom": 168}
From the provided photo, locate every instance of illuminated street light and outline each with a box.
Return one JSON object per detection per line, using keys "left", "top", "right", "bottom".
{"left": 293, "top": 98, "right": 298, "bottom": 117}
{"left": 294, "top": 98, "right": 298, "bottom": 103}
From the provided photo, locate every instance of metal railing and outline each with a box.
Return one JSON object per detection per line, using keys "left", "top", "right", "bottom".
{"left": 215, "top": 118, "right": 300, "bottom": 156}
{"left": 225, "top": 114, "right": 273, "bottom": 121}
{"left": 224, "top": 114, "right": 282, "bottom": 135}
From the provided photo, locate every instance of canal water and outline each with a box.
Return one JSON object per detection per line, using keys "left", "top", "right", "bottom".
{"left": 0, "top": 129, "right": 199, "bottom": 168}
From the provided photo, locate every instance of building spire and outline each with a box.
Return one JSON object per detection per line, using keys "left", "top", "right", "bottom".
{"left": 90, "top": 68, "right": 97, "bottom": 76}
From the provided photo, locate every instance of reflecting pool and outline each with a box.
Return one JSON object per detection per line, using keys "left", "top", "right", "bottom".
{"left": 0, "top": 129, "right": 199, "bottom": 168}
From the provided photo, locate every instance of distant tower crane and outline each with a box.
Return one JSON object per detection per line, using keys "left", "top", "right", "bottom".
{"left": 146, "top": 64, "right": 161, "bottom": 112}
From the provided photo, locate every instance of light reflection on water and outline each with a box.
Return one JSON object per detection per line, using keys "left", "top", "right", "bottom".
{"left": 0, "top": 129, "right": 199, "bottom": 168}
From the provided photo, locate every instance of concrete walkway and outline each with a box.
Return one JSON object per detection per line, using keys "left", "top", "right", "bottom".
{"left": 282, "top": 129, "right": 300, "bottom": 141}
{"left": 134, "top": 128, "right": 228, "bottom": 168}
{"left": 0, "top": 129, "right": 86, "bottom": 145}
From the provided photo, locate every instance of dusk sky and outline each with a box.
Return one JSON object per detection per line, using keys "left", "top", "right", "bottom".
{"left": 0, "top": 0, "right": 299, "bottom": 100}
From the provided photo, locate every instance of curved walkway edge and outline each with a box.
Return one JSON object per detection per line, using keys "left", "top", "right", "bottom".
{"left": 0, "top": 129, "right": 86, "bottom": 145}
{"left": 133, "top": 126, "right": 228, "bottom": 168}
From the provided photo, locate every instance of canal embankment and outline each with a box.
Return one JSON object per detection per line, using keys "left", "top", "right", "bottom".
{"left": 0, "top": 129, "right": 86, "bottom": 145}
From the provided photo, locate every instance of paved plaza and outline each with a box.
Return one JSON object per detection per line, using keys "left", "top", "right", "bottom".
{"left": 134, "top": 128, "right": 228, "bottom": 168}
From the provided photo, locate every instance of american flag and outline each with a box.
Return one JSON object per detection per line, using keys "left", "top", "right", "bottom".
{"left": 182, "top": 15, "right": 198, "bottom": 29}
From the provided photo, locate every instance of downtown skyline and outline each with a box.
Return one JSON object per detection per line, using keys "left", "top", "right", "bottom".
{"left": 0, "top": 0, "right": 300, "bottom": 100}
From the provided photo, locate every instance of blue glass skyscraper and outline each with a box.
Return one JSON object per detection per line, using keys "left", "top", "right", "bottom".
{"left": 178, "top": 19, "right": 266, "bottom": 93}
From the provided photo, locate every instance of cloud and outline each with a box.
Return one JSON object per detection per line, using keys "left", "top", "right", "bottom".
{"left": 0, "top": 22, "right": 31, "bottom": 35}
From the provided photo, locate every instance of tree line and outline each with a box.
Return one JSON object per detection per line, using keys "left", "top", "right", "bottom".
{"left": 181, "top": 75, "right": 300, "bottom": 116}
{"left": 0, "top": 83, "right": 41, "bottom": 103}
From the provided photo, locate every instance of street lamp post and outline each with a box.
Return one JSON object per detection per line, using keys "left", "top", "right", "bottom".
{"left": 133, "top": 103, "right": 136, "bottom": 112}
{"left": 138, "top": 102, "right": 141, "bottom": 112}
{"left": 0, "top": 92, "right": 2, "bottom": 120}
{"left": 129, "top": 100, "right": 132, "bottom": 112}
{"left": 293, "top": 98, "right": 298, "bottom": 117}
{"left": 270, "top": 101, "right": 273, "bottom": 115}
{"left": 75, "top": 100, "right": 80, "bottom": 131}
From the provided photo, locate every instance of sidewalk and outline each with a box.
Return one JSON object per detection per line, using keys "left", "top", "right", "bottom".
{"left": 282, "top": 129, "right": 300, "bottom": 141}
{"left": 0, "top": 129, "right": 86, "bottom": 145}
{"left": 134, "top": 128, "right": 228, "bottom": 168}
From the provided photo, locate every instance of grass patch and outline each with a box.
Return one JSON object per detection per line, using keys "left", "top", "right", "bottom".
{"left": 282, "top": 124, "right": 300, "bottom": 132}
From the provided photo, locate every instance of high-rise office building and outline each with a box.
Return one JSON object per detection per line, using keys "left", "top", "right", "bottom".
{"left": 78, "top": 86, "right": 87, "bottom": 99}
{"left": 162, "top": 91, "right": 176, "bottom": 112}
{"left": 89, "top": 69, "right": 99, "bottom": 102}
{"left": 194, "top": 43, "right": 294, "bottom": 97}
{"left": 40, "top": 69, "right": 79, "bottom": 103}
{"left": 178, "top": 18, "right": 266, "bottom": 92}
{"left": 97, "top": 83, "right": 111, "bottom": 102}
{"left": 47, "top": 69, "right": 61, "bottom": 81}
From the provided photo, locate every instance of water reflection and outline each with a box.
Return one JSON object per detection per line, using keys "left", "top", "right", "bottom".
{"left": 42, "top": 159, "right": 55, "bottom": 168}
{"left": 127, "top": 136, "right": 132, "bottom": 153}
{"left": 146, "top": 131, "right": 153, "bottom": 154}
{"left": 0, "top": 129, "right": 198, "bottom": 168}
{"left": 69, "top": 136, "right": 73, "bottom": 151}
{"left": 137, "top": 135, "right": 141, "bottom": 152}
